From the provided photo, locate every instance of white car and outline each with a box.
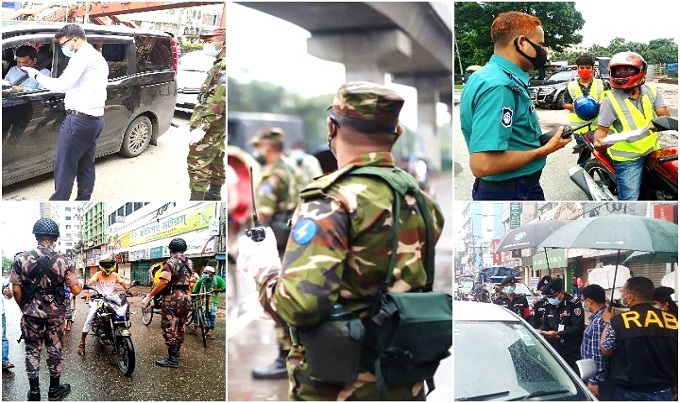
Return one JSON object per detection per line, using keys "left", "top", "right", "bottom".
{"left": 175, "top": 51, "right": 215, "bottom": 113}
{"left": 454, "top": 301, "right": 597, "bottom": 401}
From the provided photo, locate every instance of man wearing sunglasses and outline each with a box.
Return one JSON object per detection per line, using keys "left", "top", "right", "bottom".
{"left": 20, "top": 23, "right": 108, "bottom": 201}
{"left": 538, "top": 278, "right": 584, "bottom": 371}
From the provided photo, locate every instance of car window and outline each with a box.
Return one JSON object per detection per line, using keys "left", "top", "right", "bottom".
{"left": 546, "top": 71, "right": 574, "bottom": 82}
{"left": 99, "top": 43, "right": 128, "bottom": 79}
{"left": 455, "top": 321, "right": 590, "bottom": 401}
{"left": 135, "top": 35, "right": 172, "bottom": 73}
{"left": 2, "top": 39, "right": 54, "bottom": 92}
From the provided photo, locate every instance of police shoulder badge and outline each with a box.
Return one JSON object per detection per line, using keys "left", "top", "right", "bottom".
{"left": 501, "top": 107, "right": 513, "bottom": 128}
{"left": 573, "top": 308, "right": 582, "bottom": 316}
{"left": 291, "top": 218, "right": 317, "bottom": 245}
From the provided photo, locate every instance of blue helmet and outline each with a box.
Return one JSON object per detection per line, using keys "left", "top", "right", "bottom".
{"left": 574, "top": 95, "right": 599, "bottom": 121}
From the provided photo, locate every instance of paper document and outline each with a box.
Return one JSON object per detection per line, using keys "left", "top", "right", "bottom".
{"left": 600, "top": 128, "right": 648, "bottom": 145}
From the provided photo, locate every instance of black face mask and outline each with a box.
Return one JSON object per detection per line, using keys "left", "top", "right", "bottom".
{"left": 253, "top": 152, "right": 266, "bottom": 166}
{"left": 514, "top": 37, "right": 547, "bottom": 70}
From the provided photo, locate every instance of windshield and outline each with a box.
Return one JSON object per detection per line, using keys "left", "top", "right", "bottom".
{"left": 454, "top": 321, "right": 590, "bottom": 401}
{"left": 546, "top": 71, "right": 574, "bottom": 83}
{"left": 512, "top": 282, "right": 533, "bottom": 296}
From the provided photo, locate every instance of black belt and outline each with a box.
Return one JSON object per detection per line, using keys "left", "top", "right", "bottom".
{"left": 66, "top": 109, "right": 99, "bottom": 119}
{"left": 479, "top": 170, "right": 542, "bottom": 190}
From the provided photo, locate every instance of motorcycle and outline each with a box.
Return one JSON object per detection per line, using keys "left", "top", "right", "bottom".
{"left": 567, "top": 116, "right": 678, "bottom": 200}
{"left": 83, "top": 280, "right": 139, "bottom": 376}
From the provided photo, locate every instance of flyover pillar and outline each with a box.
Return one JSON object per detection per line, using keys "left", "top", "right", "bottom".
{"left": 307, "top": 29, "right": 412, "bottom": 85}
{"left": 398, "top": 77, "right": 445, "bottom": 171}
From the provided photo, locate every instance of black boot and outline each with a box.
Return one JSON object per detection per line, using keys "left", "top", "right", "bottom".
{"left": 204, "top": 185, "right": 222, "bottom": 201}
{"left": 190, "top": 190, "right": 205, "bottom": 201}
{"left": 27, "top": 377, "right": 40, "bottom": 401}
{"left": 251, "top": 349, "right": 289, "bottom": 379}
{"left": 155, "top": 350, "right": 179, "bottom": 368}
{"left": 47, "top": 376, "right": 71, "bottom": 401}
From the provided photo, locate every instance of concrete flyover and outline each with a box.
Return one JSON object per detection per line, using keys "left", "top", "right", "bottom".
{"left": 237, "top": 2, "right": 452, "bottom": 169}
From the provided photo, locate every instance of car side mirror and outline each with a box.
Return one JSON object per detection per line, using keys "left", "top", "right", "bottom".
{"left": 575, "top": 358, "right": 597, "bottom": 381}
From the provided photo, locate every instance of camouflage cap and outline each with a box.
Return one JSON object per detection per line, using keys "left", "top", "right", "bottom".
{"left": 328, "top": 81, "right": 404, "bottom": 131}
{"left": 199, "top": 28, "right": 225, "bottom": 39}
{"left": 249, "top": 127, "right": 286, "bottom": 146}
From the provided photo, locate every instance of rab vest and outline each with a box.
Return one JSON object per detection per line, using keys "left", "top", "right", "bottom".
{"left": 605, "top": 85, "right": 659, "bottom": 162}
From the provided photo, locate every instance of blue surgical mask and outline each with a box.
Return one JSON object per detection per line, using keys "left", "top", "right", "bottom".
{"left": 547, "top": 296, "right": 561, "bottom": 306}
{"left": 201, "top": 274, "right": 210, "bottom": 280}
{"left": 61, "top": 45, "right": 75, "bottom": 58}
{"left": 620, "top": 294, "right": 632, "bottom": 308}
{"left": 202, "top": 43, "right": 221, "bottom": 57}
{"left": 504, "top": 286, "right": 515, "bottom": 294}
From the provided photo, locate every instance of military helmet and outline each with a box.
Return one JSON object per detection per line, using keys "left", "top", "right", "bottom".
{"left": 32, "top": 218, "right": 60, "bottom": 238}
{"left": 98, "top": 253, "right": 117, "bottom": 275}
{"left": 168, "top": 238, "right": 188, "bottom": 253}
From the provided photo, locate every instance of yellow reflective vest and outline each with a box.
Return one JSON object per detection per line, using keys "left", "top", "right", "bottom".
{"left": 604, "top": 85, "right": 660, "bottom": 162}
{"left": 567, "top": 79, "right": 606, "bottom": 134}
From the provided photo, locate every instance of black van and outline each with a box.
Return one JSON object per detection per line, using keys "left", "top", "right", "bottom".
{"left": 1, "top": 22, "right": 178, "bottom": 186}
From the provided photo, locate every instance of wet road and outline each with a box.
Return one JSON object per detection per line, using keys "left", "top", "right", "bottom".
{"left": 2, "top": 288, "right": 226, "bottom": 401}
{"left": 227, "top": 172, "right": 454, "bottom": 400}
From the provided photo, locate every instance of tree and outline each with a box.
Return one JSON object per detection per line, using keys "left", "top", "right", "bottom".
{"left": 454, "top": 2, "right": 585, "bottom": 71}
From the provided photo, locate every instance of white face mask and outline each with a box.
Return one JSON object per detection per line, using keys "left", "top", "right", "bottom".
{"left": 202, "top": 42, "right": 222, "bottom": 57}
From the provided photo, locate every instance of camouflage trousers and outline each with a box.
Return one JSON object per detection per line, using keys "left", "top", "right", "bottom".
{"left": 21, "top": 315, "right": 65, "bottom": 379}
{"left": 276, "top": 322, "right": 292, "bottom": 351}
{"left": 187, "top": 128, "right": 226, "bottom": 192}
{"left": 287, "top": 345, "right": 426, "bottom": 401}
{"left": 161, "top": 291, "right": 191, "bottom": 352}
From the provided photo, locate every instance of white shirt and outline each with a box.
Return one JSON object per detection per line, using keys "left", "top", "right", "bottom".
{"left": 89, "top": 271, "right": 123, "bottom": 296}
{"left": 35, "top": 42, "right": 108, "bottom": 117}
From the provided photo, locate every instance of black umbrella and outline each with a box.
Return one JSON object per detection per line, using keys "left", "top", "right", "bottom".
{"left": 538, "top": 214, "right": 678, "bottom": 305}
{"left": 495, "top": 220, "right": 568, "bottom": 274}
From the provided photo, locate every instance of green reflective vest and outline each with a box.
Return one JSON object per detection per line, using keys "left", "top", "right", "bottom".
{"left": 605, "top": 86, "right": 659, "bottom": 162}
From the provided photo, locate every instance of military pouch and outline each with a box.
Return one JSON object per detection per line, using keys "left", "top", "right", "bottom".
{"left": 298, "top": 306, "right": 365, "bottom": 384}
{"left": 364, "top": 291, "right": 452, "bottom": 390}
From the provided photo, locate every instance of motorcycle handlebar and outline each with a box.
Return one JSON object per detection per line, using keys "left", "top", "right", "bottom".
{"left": 657, "top": 154, "right": 679, "bottom": 163}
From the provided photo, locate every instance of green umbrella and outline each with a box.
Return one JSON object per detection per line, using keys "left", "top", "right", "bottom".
{"left": 537, "top": 215, "right": 678, "bottom": 253}
{"left": 538, "top": 214, "right": 678, "bottom": 305}
{"left": 624, "top": 251, "right": 678, "bottom": 265}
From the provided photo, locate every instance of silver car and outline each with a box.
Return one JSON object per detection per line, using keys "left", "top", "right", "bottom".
{"left": 175, "top": 51, "right": 215, "bottom": 113}
{"left": 454, "top": 301, "right": 597, "bottom": 401}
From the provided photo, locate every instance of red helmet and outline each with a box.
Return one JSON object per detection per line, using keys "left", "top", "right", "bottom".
{"left": 608, "top": 52, "right": 647, "bottom": 90}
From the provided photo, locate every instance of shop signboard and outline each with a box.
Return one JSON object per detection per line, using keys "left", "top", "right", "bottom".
{"left": 120, "top": 204, "right": 215, "bottom": 248}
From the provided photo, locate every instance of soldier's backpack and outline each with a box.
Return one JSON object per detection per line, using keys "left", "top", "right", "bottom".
{"left": 19, "top": 251, "right": 66, "bottom": 308}
{"left": 350, "top": 166, "right": 452, "bottom": 398}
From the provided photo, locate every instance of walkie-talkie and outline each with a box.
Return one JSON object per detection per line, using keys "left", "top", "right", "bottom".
{"left": 245, "top": 167, "right": 266, "bottom": 242}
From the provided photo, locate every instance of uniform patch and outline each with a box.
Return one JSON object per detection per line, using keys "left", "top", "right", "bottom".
{"left": 529, "top": 103, "right": 535, "bottom": 114}
{"left": 260, "top": 183, "right": 273, "bottom": 195}
{"left": 291, "top": 219, "right": 317, "bottom": 245}
{"left": 501, "top": 107, "right": 513, "bottom": 128}
{"left": 573, "top": 308, "right": 582, "bottom": 316}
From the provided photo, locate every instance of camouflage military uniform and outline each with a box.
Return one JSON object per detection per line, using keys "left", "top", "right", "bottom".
{"left": 9, "top": 245, "right": 78, "bottom": 379}
{"left": 255, "top": 156, "right": 305, "bottom": 353}
{"left": 159, "top": 255, "right": 191, "bottom": 353}
{"left": 251, "top": 79, "right": 445, "bottom": 401}
{"left": 187, "top": 55, "right": 226, "bottom": 193}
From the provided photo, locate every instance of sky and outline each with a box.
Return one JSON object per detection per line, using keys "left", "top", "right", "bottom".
{"left": 1, "top": 202, "right": 42, "bottom": 259}
{"left": 573, "top": 0, "right": 679, "bottom": 46}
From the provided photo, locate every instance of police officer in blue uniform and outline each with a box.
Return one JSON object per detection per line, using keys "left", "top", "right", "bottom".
{"left": 539, "top": 278, "right": 584, "bottom": 371}
{"left": 460, "top": 11, "right": 571, "bottom": 200}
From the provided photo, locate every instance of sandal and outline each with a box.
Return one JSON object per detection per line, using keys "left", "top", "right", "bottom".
{"left": 65, "top": 321, "right": 72, "bottom": 332}
{"left": 205, "top": 332, "right": 215, "bottom": 340}
{"left": 77, "top": 343, "right": 86, "bottom": 356}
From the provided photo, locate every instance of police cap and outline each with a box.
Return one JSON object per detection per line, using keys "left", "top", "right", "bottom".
{"left": 541, "top": 278, "right": 564, "bottom": 296}
{"left": 653, "top": 286, "right": 675, "bottom": 302}
{"left": 537, "top": 275, "right": 552, "bottom": 291}
{"left": 199, "top": 28, "right": 225, "bottom": 39}
{"left": 499, "top": 275, "right": 516, "bottom": 287}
